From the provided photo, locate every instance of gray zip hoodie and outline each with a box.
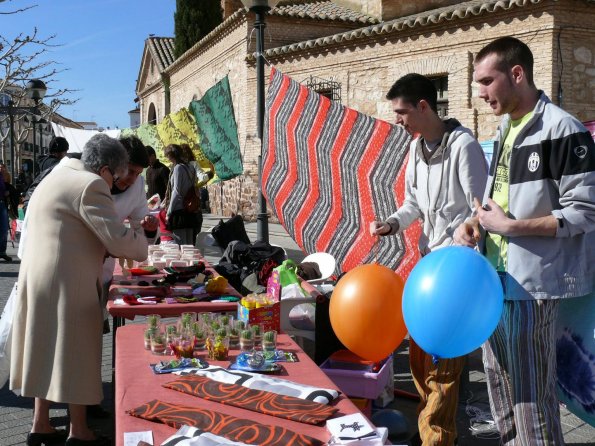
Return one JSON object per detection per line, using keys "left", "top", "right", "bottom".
{"left": 384, "top": 119, "right": 488, "bottom": 255}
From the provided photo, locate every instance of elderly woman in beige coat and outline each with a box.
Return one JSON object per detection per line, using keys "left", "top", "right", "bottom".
{"left": 10, "top": 134, "right": 149, "bottom": 446}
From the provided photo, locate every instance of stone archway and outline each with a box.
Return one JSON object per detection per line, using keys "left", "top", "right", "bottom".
{"left": 147, "top": 103, "right": 157, "bottom": 125}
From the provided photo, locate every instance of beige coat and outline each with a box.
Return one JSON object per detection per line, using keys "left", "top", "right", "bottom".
{"left": 10, "top": 159, "right": 148, "bottom": 404}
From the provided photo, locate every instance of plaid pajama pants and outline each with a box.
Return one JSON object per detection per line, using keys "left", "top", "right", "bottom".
{"left": 482, "top": 300, "right": 565, "bottom": 445}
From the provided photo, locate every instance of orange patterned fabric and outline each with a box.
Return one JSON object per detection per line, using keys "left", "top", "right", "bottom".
{"left": 127, "top": 399, "right": 323, "bottom": 446}
{"left": 163, "top": 375, "right": 337, "bottom": 424}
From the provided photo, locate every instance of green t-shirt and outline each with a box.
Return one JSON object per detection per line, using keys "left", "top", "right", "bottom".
{"left": 486, "top": 112, "right": 533, "bottom": 271}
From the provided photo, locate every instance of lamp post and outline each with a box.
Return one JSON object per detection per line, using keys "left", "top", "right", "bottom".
{"left": 30, "top": 117, "right": 47, "bottom": 177}
{"left": 0, "top": 79, "right": 48, "bottom": 180}
{"left": 241, "top": 0, "right": 280, "bottom": 243}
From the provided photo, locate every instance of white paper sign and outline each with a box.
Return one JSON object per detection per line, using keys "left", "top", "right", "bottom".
{"left": 124, "top": 430, "right": 153, "bottom": 446}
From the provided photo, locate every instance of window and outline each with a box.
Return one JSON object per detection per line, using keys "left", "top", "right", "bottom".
{"left": 430, "top": 75, "right": 448, "bottom": 119}
{"left": 306, "top": 76, "right": 341, "bottom": 102}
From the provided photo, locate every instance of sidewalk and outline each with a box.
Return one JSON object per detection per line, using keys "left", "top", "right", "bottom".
{"left": 1, "top": 218, "right": 594, "bottom": 445}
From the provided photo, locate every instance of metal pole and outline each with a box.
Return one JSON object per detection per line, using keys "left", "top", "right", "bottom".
{"left": 8, "top": 102, "right": 15, "bottom": 182}
{"left": 32, "top": 117, "right": 37, "bottom": 177}
{"left": 254, "top": 8, "right": 269, "bottom": 243}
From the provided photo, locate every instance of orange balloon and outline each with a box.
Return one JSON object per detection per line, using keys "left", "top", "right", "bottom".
{"left": 330, "top": 264, "right": 406, "bottom": 361}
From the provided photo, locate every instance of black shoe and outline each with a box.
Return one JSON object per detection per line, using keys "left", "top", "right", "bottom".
{"left": 86, "top": 404, "right": 111, "bottom": 419}
{"left": 65, "top": 436, "right": 110, "bottom": 446}
{"left": 0, "top": 254, "right": 12, "bottom": 262}
{"left": 27, "top": 430, "right": 68, "bottom": 446}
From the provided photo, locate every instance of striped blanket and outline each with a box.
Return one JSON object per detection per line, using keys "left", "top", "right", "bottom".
{"left": 262, "top": 68, "right": 421, "bottom": 275}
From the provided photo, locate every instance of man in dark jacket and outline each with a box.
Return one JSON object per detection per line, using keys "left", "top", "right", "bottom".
{"left": 37, "top": 136, "right": 69, "bottom": 171}
{"left": 145, "top": 146, "right": 170, "bottom": 200}
{"left": 23, "top": 138, "right": 72, "bottom": 215}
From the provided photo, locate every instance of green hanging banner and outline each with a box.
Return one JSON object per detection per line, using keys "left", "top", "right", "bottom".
{"left": 189, "top": 76, "right": 243, "bottom": 181}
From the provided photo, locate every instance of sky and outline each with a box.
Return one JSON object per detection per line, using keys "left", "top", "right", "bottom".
{"left": 1, "top": 0, "right": 176, "bottom": 129}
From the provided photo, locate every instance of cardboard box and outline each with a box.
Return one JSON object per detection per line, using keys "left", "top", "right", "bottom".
{"left": 237, "top": 301, "right": 280, "bottom": 332}
{"left": 320, "top": 355, "right": 392, "bottom": 399}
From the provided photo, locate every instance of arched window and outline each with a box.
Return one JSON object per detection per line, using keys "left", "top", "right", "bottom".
{"left": 147, "top": 103, "right": 157, "bottom": 125}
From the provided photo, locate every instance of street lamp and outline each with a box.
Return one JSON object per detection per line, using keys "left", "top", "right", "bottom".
{"left": 0, "top": 79, "right": 48, "bottom": 180}
{"left": 31, "top": 116, "right": 47, "bottom": 177}
{"left": 241, "top": 0, "right": 281, "bottom": 243}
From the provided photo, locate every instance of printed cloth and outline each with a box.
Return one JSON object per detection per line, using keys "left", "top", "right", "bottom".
{"left": 127, "top": 399, "right": 323, "bottom": 446}
{"left": 156, "top": 108, "right": 212, "bottom": 171}
{"left": 189, "top": 76, "right": 243, "bottom": 181}
{"left": 175, "top": 366, "right": 339, "bottom": 405}
{"left": 121, "top": 124, "right": 165, "bottom": 161}
{"left": 163, "top": 375, "right": 338, "bottom": 424}
{"left": 161, "top": 425, "right": 253, "bottom": 446}
{"left": 262, "top": 68, "right": 420, "bottom": 277}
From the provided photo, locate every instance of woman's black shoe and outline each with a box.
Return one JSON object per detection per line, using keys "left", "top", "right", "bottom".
{"left": 26, "top": 430, "right": 68, "bottom": 446}
{"left": 65, "top": 435, "right": 110, "bottom": 446}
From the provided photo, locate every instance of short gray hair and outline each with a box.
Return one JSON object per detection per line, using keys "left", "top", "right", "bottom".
{"left": 81, "top": 134, "right": 129, "bottom": 177}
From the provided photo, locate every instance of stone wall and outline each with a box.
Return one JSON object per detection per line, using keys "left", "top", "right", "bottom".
{"left": 553, "top": 0, "right": 595, "bottom": 122}
{"left": 269, "top": 5, "right": 560, "bottom": 142}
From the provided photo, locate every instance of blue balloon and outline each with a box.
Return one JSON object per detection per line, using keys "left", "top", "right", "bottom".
{"left": 402, "top": 246, "right": 503, "bottom": 359}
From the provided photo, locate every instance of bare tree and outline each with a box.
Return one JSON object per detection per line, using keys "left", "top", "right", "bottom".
{"left": 0, "top": 0, "right": 78, "bottom": 172}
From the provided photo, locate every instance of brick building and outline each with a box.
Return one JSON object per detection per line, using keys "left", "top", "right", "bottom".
{"left": 136, "top": 0, "right": 595, "bottom": 219}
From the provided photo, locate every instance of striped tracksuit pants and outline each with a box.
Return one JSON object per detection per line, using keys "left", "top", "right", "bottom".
{"left": 410, "top": 339, "right": 465, "bottom": 445}
{"left": 482, "top": 300, "right": 565, "bottom": 445}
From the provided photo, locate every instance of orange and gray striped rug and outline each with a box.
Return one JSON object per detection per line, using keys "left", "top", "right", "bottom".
{"left": 262, "top": 67, "right": 421, "bottom": 277}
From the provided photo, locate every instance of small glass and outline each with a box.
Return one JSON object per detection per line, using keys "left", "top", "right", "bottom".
{"left": 250, "top": 323, "right": 263, "bottom": 345}
{"left": 171, "top": 333, "right": 194, "bottom": 358}
{"left": 218, "top": 314, "right": 233, "bottom": 329}
{"left": 239, "top": 329, "right": 254, "bottom": 352}
{"left": 228, "top": 327, "right": 240, "bottom": 349}
{"left": 261, "top": 330, "right": 277, "bottom": 352}
{"left": 150, "top": 331, "right": 167, "bottom": 355}
{"left": 206, "top": 335, "right": 230, "bottom": 360}
{"left": 192, "top": 322, "right": 206, "bottom": 352}
{"left": 165, "top": 325, "right": 178, "bottom": 355}
{"left": 144, "top": 327, "right": 158, "bottom": 350}
{"left": 146, "top": 314, "right": 161, "bottom": 329}
{"left": 179, "top": 312, "right": 197, "bottom": 329}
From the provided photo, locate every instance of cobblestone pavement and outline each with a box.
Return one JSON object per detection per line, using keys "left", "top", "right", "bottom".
{"left": 1, "top": 217, "right": 593, "bottom": 445}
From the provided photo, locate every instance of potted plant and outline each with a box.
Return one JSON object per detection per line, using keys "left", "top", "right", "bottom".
{"left": 240, "top": 329, "right": 254, "bottom": 352}
{"left": 206, "top": 328, "right": 229, "bottom": 360}
{"left": 146, "top": 314, "right": 160, "bottom": 329}
{"left": 144, "top": 327, "right": 157, "bottom": 350}
{"left": 151, "top": 331, "right": 166, "bottom": 355}
{"left": 192, "top": 324, "right": 206, "bottom": 352}
{"left": 228, "top": 327, "right": 239, "bottom": 349}
{"left": 262, "top": 330, "right": 277, "bottom": 352}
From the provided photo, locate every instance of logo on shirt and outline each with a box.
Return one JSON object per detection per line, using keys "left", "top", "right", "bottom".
{"left": 574, "top": 145, "right": 588, "bottom": 159}
{"left": 528, "top": 152, "right": 540, "bottom": 172}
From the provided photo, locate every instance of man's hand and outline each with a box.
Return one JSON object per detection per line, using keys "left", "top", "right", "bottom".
{"left": 454, "top": 198, "right": 482, "bottom": 247}
{"left": 476, "top": 197, "right": 511, "bottom": 235}
{"left": 140, "top": 214, "right": 158, "bottom": 232}
{"left": 369, "top": 221, "right": 390, "bottom": 236}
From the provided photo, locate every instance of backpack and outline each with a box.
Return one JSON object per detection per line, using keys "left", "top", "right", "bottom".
{"left": 182, "top": 165, "right": 200, "bottom": 213}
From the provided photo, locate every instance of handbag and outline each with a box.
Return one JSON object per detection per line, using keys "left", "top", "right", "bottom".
{"left": 0, "top": 283, "right": 17, "bottom": 388}
{"left": 183, "top": 165, "right": 200, "bottom": 213}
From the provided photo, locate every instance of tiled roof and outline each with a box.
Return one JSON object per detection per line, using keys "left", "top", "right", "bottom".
{"left": 167, "top": 1, "right": 375, "bottom": 72}
{"left": 270, "top": 0, "right": 378, "bottom": 25}
{"left": 147, "top": 37, "right": 176, "bottom": 72}
{"left": 263, "top": 0, "right": 580, "bottom": 58}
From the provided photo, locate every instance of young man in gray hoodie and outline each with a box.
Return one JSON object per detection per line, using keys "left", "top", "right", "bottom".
{"left": 370, "top": 73, "right": 488, "bottom": 446}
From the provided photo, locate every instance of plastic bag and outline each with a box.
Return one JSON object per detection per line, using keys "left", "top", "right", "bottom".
{"left": 0, "top": 283, "right": 17, "bottom": 388}
{"left": 277, "top": 260, "right": 308, "bottom": 299}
